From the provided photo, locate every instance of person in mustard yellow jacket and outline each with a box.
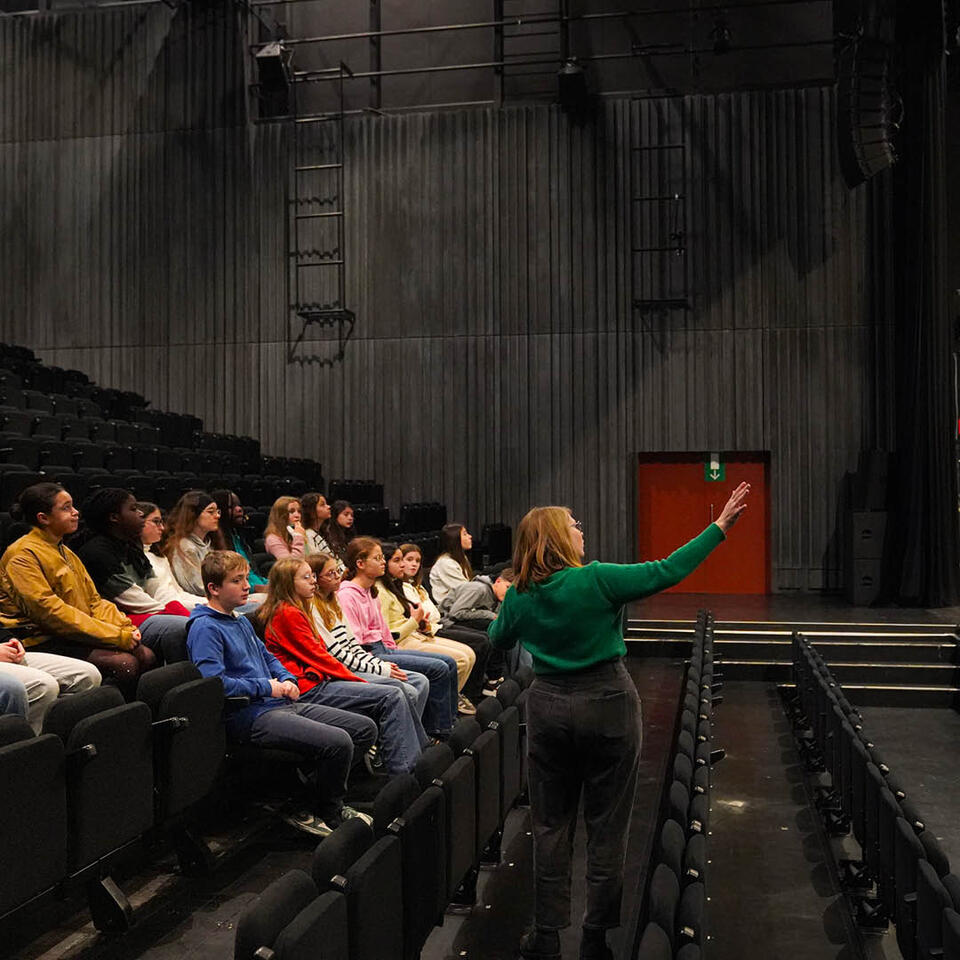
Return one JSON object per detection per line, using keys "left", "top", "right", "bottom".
{"left": 0, "top": 483, "right": 154, "bottom": 695}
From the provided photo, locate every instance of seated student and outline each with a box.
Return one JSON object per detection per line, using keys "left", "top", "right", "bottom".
{"left": 0, "top": 483, "right": 149, "bottom": 696}
{"left": 264, "top": 497, "right": 306, "bottom": 560}
{"left": 163, "top": 490, "right": 221, "bottom": 597}
{"left": 441, "top": 565, "right": 514, "bottom": 622}
{"left": 378, "top": 541, "right": 478, "bottom": 716}
{"left": 187, "top": 550, "right": 376, "bottom": 837}
{"left": 261, "top": 557, "right": 423, "bottom": 774}
{"left": 77, "top": 488, "right": 191, "bottom": 664}
{"left": 437, "top": 561, "right": 519, "bottom": 680}
{"left": 137, "top": 501, "right": 207, "bottom": 611}
{"left": 401, "top": 541, "right": 498, "bottom": 701}
{"left": 300, "top": 493, "right": 339, "bottom": 563}
{"left": 307, "top": 553, "right": 429, "bottom": 725}
{"left": 212, "top": 490, "right": 270, "bottom": 594}
{"left": 320, "top": 500, "right": 354, "bottom": 563}
{"left": 0, "top": 630, "right": 100, "bottom": 732}
{"left": 429, "top": 523, "right": 476, "bottom": 605}
{"left": 0, "top": 667, "right": 27, "bottom": 722}
{"left": 338, "top": 537, "right": 458, "bottom": 738}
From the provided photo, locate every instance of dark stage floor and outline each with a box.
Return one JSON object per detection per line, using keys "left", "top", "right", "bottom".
{"left": 630, "top": 593, "right": 960, "bottom": 625}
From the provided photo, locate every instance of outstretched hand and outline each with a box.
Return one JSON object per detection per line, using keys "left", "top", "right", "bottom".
{"left": 715, "top": 482, "right": 751, "bottom": 534}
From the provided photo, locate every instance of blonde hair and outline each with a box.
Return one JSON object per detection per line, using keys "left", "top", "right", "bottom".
{"left": 512, "top": 506, "right": 582, "bottom": 592}
{"left": 264, "top": 496, "right": 300, "bottom": 546}
{"left": 259, "top": 556, "right": 318, "bottom": 638}
{"left": 305, "top": 553, "right": 342, "bottom": 630}
{"left": 201, "top": 550, "right": 250, "bottom": 596}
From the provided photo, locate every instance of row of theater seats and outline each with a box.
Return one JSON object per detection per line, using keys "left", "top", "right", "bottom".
{"left": 0, "top": 663, "right": 226, "bottom": 931}
{"left": 328, "top": 479, "right": 384, "bottom": 506}
{"left": 636, "top": 610, "right": 722, "bottom": 960}
{"left": 234, "top": 667, "right": 534, "bottom": 960}
{"left": 790, "top": 633, "right": 960, "bottom": 960}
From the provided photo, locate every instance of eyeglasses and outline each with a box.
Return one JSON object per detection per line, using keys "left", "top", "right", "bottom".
{"left": 318, "top": 571, "right": 340, "bottom": 581}
{"left": 148, "top": 518, "right": 165, "bottom": 527}
{"left": 367, "top": 554, "right": 385, "bottom": 563}
{"left": 298, "top": 572, "right": 317, "bottom": 582}
{"left": 571, "top": 520, "right": 583, "bottom": 532}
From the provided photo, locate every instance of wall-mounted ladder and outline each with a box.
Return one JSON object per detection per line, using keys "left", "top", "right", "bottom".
{"left": 629, "top": 102, "right": 689, "bottom": 321}
{"left": 287, "top": 62, "right": 355, "bottom": 364}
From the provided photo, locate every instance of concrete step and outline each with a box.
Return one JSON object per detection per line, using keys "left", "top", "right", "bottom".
{"left": 779, "top": 681, "right": 960, "bottom": 709}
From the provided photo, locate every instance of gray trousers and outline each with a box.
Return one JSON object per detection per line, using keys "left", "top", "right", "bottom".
{"left": 0, "top": 651, "right": 101, "bottom": 733}
{"left": 526, "top": 658, "right": 642, "bottom": 931}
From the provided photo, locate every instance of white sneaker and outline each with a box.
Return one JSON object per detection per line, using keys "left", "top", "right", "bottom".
{"left": 340, "top": 804, "right": 373, "bottom": 827}
{"left": 277, "top": 808, "right": 334, "bottom": 838}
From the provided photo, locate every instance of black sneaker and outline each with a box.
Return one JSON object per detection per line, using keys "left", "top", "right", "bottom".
{"left": 364, "top": 744, "right": 385, "bottom": 776}
{"left": 482, "top": 676, "right": 506, "bottom": 697}
{"left": 519, "top": 927, "right": 560, "bottom": 960}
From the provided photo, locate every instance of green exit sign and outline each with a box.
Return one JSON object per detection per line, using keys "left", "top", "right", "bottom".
{"left": 705, "top": 454, "right": 725, "bottom": 482}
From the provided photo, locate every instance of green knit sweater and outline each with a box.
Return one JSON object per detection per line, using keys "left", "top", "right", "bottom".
{"left": 488, "top": 523, "right": 725, "bottom": 675}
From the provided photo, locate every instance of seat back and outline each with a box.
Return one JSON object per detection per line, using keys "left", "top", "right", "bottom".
{"left": 336, "top": 835, "right": 403, "bottom": 960}
{"left": 658, "top": 819, "right": 686, "bottom": 882}
{"left": 678, "top": 881, "right": 705, "bottom": 947}
{"left": 0, "top": 732, "right": 66, "bottom": 916}
{"left": 438, "top": 754, "right": 476, "bottom": 899}
{"left": 388, "top": 784, "right": 445, "bottom": 960}
{"left": 373, "top": 773, "right": 420, "bottom": 838}
{"left": 945, "top": 908, "right": 960, "bottom": 960}
{"left": 497, "top": 703, "right": 522, "bottom": 817}
{"left": 894, "top": 815, "right": 925, "bottom": 960}
{"left": 234, "top": 869, "right": 317, "bottom": 960}
{"left": 43, "top": 689, "right": 155, "bottom": 870}
{"left": 648, "top": 863, "right": 680, "bottom": 952}
{"left": 635, "top": 922, "right": 672, "bottom": 960}
{"left": 272, "top": 890, "right": 349, "bottom": 960}
{"left": 312, "top": 819, "right": 373, "bottom": 889}
{"left": 155, "top": 677, "right": 226, "bottom": 820}
{"left": 918, "top": 858, "right": 952, "bottom": 958}
{"left": 468, "top": 727, "right": 500, "bottom": 852}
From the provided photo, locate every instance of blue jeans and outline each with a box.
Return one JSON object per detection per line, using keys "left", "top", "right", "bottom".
{"left": 350, "top": 669, "right": 431, "bottom": 747}
{"left": 364, "top": 642, "right": 458, "bottom": 736}
{"left": 0, "top": 672, "right": 27, "bottom": 720}
{"left": 249, "top": 700, "right": 377, "bottom": 820}
{"left": 301, "top": 679, "right": 422, "bottom": 774}
{"left": 139, "top": 614, "right": 190, "bottom": 664}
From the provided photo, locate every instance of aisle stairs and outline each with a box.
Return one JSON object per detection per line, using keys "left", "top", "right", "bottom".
{"left": 625, "top": 618, "right": 960, "bottom": 707}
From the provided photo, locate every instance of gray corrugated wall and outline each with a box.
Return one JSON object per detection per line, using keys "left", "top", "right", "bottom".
{"left": 0, "top": 7, "right": 894, "bottom": 586}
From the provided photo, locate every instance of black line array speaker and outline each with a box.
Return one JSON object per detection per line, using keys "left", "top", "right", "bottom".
{"left": 834, "top": 0, "right": 900, "bottom": 187}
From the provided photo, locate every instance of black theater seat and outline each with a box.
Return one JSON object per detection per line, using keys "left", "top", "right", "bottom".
{"left": 234, "top": 870, "right": 318, "bottom": 960}
{"left": 42, "top": 686, "right": 154, "bottom": 931}
{"left": 0, "top": 719, "right": 67, "bottom": 919}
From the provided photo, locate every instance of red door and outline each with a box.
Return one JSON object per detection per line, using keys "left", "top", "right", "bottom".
{"left": 637, "top": 454, "right": 770, "bottom": 594}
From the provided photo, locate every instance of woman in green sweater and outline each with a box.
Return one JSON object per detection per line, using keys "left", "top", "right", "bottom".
{"left": 489, "top": 482, "right": 750, "bottom": 960}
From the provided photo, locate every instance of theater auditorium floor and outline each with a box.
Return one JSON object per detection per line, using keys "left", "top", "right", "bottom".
{"left": 2, "top": 657, "right": 681, "bottom": 960}
{"left": 708, "top": 681, "right": 864, "bottom": 960}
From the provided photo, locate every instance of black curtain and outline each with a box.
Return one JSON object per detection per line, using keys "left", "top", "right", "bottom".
{"left": 885, "top": 0, "right": 960, "bottom": 605}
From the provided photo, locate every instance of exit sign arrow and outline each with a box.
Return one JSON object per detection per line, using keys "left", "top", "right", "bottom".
{"left": 704, "top": 453, "right": 725, "bottom": 482}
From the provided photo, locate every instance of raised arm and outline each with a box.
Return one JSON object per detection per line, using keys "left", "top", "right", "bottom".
{"left": 597, "top": 482, "right": 751, "bottom": 604}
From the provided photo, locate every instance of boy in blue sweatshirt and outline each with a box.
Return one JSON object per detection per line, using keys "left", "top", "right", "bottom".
{"left": 187, "top": 550, "right": 376, "bottom": 837}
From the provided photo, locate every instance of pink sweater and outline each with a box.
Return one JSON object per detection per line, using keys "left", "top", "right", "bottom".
{"left": 337, "top": 579, "right": 396, "bottom": 648}
{"left": 264, "top": 531, "right": 305, "bottom": 559}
